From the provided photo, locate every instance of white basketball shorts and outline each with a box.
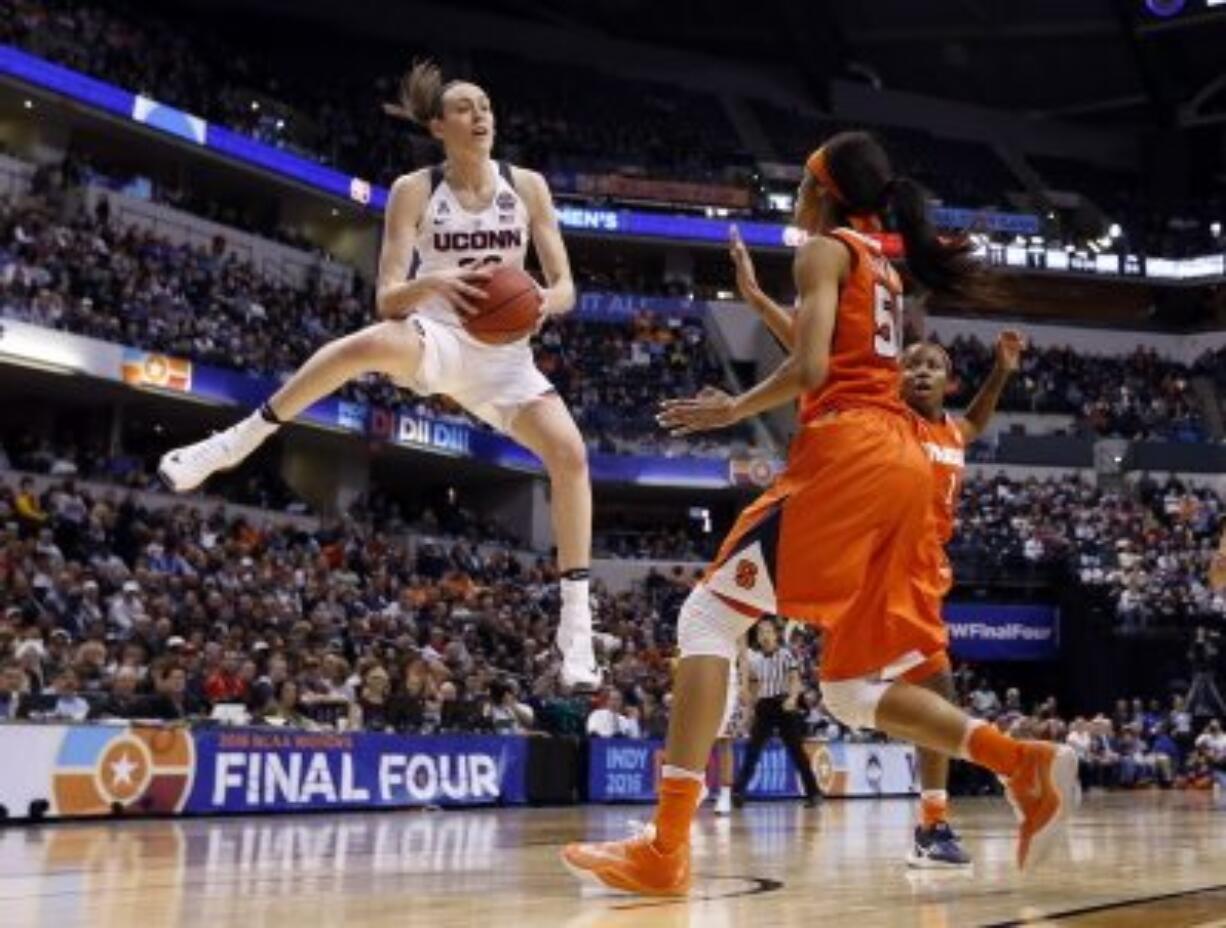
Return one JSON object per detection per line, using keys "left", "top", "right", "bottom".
{"left": 397, "top": 314, "right": 554, "bottom": 434}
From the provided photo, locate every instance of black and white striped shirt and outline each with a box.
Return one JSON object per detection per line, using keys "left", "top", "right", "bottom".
{"left": 748, "top": 647, "right": 798, "bottom": 700}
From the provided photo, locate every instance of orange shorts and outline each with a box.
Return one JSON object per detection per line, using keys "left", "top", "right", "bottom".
{"left": 704, "top": 408, "right": 941, "bottom": 681}
{"left": 909, "top": 533, "right": 952, "bottom": 651}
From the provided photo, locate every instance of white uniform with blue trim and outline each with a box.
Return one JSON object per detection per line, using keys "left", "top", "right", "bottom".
{"left": 397, "top": 160, "right": 553, "bottom": 432}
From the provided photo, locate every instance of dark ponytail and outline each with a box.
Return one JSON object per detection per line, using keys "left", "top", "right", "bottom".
{"left": 886, "top": 175, "right": 989, "bottom": 303}
{"left": 821, "top": 131, "right": 1002, "bottom": 307}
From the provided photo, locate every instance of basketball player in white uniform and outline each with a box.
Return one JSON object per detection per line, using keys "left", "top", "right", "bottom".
{"left": 158, "top": 61, "right": 600, "bottom": 688}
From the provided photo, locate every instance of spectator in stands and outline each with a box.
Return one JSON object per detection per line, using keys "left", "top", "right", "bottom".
{"left": 486, "top": 678, "right": 536, "bottom": 735}
{"left": 1196, "top": 719, "right": 1226, "bottom": 764}
{"left": 0, "top": 659, "right": 25, "bottom": 720}
{"left": 1170, "top": 694, "right": 1195, "bottom": 754}
{"left": 98, "top": 664, "right": 142, "bottom": 719}
{"left": 204, "top": 651, "right": 248, "bottom": 705}
{"left": 260, "top": 679, "right": 318, "bottom": 730}
{"left": 14, "top": 477, "right": 47, "bottom": 533}
{"left": 43, "top": 667, "right": 90, "bottom": 721}
{"left": 348, "top": 663, "right": 402, "bottom": 733}
{"left": 969, "top": 678, "right": 1002, "bottom": 718}
{"left": 107, "top": 580, "right": 145, "bottom": 633}
{"left": 586, "top": 688, "right": 640, "bottom": 738}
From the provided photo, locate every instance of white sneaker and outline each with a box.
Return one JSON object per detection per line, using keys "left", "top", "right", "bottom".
{"left": 714, "top": 789, "right": 732, "bottom": 816}
{"left": 559, "top": 631, "right": 601, "bottom": 691}
{"left": 158, "top": 415, "right": 275, "bottom": 493}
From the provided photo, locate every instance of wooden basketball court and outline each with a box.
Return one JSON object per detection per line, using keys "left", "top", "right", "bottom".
{"left": 2, "top": 792, "right": 1224, "bottom": 927}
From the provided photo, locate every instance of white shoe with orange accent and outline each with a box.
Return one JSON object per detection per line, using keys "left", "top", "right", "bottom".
{"left": 561, "top": 823, "right": 690, "bottom": 897}
{"left": 1002, "top": 742, "right": 1080, "bottom": 872}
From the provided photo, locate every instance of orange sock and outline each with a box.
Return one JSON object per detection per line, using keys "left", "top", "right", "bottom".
{"left": 920, "top": 790, "right": 948, "bottom": 828}
{"left": 652, "top": 774, "right": 703, "bottom": 854}
{"left": 964, "top": 721, "right": 1024, "bottom": 778}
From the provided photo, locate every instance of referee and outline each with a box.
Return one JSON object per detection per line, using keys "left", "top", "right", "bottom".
{"left": 733, "top": 618, "right": 822, "bottom": 807}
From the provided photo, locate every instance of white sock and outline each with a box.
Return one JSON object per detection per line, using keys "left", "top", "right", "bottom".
{"left": 921, "top": 789, "right": 948, "bottom": 803}
{"left": 661, "top": 764, "right": 704, "bottom": 783}
{"left": 719, "top": 786, "right": 731, "bottom": 802}
{"left": 560, "top": 577, "right": 591, "bottom": 633}
{"left": 238, "top": 411, "right": 280, "bottom": 446}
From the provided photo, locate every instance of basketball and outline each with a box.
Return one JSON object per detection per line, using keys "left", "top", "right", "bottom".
{"left": 463, "top": 266, "right": 543, "bottom": 344}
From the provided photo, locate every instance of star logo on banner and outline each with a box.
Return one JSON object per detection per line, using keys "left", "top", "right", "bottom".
{"left": 98, "top": 738, "right": 152, "bottom": 803}
{"left": 109, "top": 752, "right": 140, "bottom": 787}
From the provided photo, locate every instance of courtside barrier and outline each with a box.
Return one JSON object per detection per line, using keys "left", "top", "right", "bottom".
{"left": 588, "top": 737, "right": 917, "bottom": 802}
{"left": 0, "top": 724, "right": 916, "bottom": 821}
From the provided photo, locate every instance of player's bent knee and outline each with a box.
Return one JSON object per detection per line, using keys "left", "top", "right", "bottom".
{"left": 550, "top": 432, "right": 588, "bottom": 475}
{"left": 677, "top": 585, "right": 754, "bottom": 662}
{"left": 820, "top": 677, "right": 891, "bottom": 730}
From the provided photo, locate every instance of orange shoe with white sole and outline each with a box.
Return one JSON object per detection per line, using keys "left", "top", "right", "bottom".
{"left": 1002, "top": 742, "right": 1081, "bottom": 872}
{"left": 561, "top": 824, "right": 690, "bottom": 897}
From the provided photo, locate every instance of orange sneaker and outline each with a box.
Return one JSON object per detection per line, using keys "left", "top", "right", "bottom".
{"left": 561, "top": 824, "right": 690, "bottom": 896}
{"left": 1001, "top": 742, "right": 1080, "bottom": 872}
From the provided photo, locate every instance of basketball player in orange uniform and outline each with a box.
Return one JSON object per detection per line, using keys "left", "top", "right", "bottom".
{"left": 901, "top": 333, "right": 1022, "bottom": 867}
{"left": 562, "top": 132, "right": 1077, "bottom": 896}
{"left": 729, "top": 223, "right": 1027, "bottom": 866}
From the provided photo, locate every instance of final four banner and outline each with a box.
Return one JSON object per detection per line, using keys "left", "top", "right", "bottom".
{"left": 587, "top": 738, "right": 917, "bottom": 801}
{"left": 944, "top": 603, "right": 1060, "bottom": 661}
{"left": 188, "top": 730, "right": 527, "bottom": 813}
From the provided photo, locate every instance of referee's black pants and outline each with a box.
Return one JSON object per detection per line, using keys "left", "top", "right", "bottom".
{"left": 734, "top": 695, "right": 822, "bottom": 799}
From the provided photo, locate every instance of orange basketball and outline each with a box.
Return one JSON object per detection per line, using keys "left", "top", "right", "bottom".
{"left": 463, "top": 266, "right": 543, "bottom": 345}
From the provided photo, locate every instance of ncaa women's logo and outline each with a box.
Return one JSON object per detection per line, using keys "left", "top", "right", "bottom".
{"left": 52, "top": 726, "right": 195, "bottom": 816}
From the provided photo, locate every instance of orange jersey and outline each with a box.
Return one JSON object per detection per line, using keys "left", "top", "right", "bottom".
{"left": 914, "top": 413, "right": 967, "bottom": 545}
{"left": 799, "top": 228, "right": 906, "bottom": 424}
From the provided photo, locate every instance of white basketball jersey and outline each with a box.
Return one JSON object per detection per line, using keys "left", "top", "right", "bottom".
{"left": 413, "top": 160, "right": 530, "bottom": 325}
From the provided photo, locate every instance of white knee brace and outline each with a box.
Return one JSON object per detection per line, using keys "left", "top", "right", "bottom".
{"left": 677, "top": 585, "right": 754, "bottom": 662}
{"left": 820, "top": 676, "right": 891, "bottom": 730}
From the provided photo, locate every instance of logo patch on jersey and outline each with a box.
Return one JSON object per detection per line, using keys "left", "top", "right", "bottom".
{"left": 434, "top": 201, "right": 451, "bottom": 225}
{"left": 922, "top": 443, "right": 965, "bottom": 467}
{"left": 432, "top": 229, "right": 524, "bottom": 252}
{"left": 735, "top": 559, "right": 759, "bottom": 590}
{"left": 706, "top": 541, "right": 778, "bottom": 613}
{"left": 496, "top": 191, "right": 516, "bottom": 211}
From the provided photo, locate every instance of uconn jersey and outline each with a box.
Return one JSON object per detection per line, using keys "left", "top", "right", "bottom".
{"left": 398, "top": 160, "right": 552, "bottom": 434}
{"left": 413, "top": 160, "right": 530, "bottom": 327}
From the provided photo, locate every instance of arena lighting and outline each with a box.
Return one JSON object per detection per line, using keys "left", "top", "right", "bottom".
{"left": 1212, "top": 222, "right": 1222, "bottom": 237}
{"left": 1108, "top": 223, "right": 1123, "bottom": 239}
{"left": 22, "top": 98, "right": 32, "bottom": 108}
{"left": 1146, "top": 0, "right": 1186, "bottom": 15}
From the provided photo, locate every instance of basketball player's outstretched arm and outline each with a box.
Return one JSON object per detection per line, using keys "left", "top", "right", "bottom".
{"left": 658, "top": 237, "right": 844, "bottom": 435}
{"left": 375, "top": 172, "right": 492, "bottom": 319}
{"left": 958, "top": 329, "right": 1024, "bottom": 441}
{"left": 518, "top": 169, "right": 576, "bottom": 316}
{"left": 729, "top": 226, "right": 796, "bottom": 350}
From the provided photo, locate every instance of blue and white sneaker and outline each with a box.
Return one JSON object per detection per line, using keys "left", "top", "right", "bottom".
{"left": 906, "top": 823, "right": 973, "bottom": 869}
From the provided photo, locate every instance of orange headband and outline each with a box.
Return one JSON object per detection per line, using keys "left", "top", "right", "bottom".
{"left": 805, "top": 147, "right": 847, "bottom": 205}
{"left": 806, "top": 146, "right": 884, "bottom": 233}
